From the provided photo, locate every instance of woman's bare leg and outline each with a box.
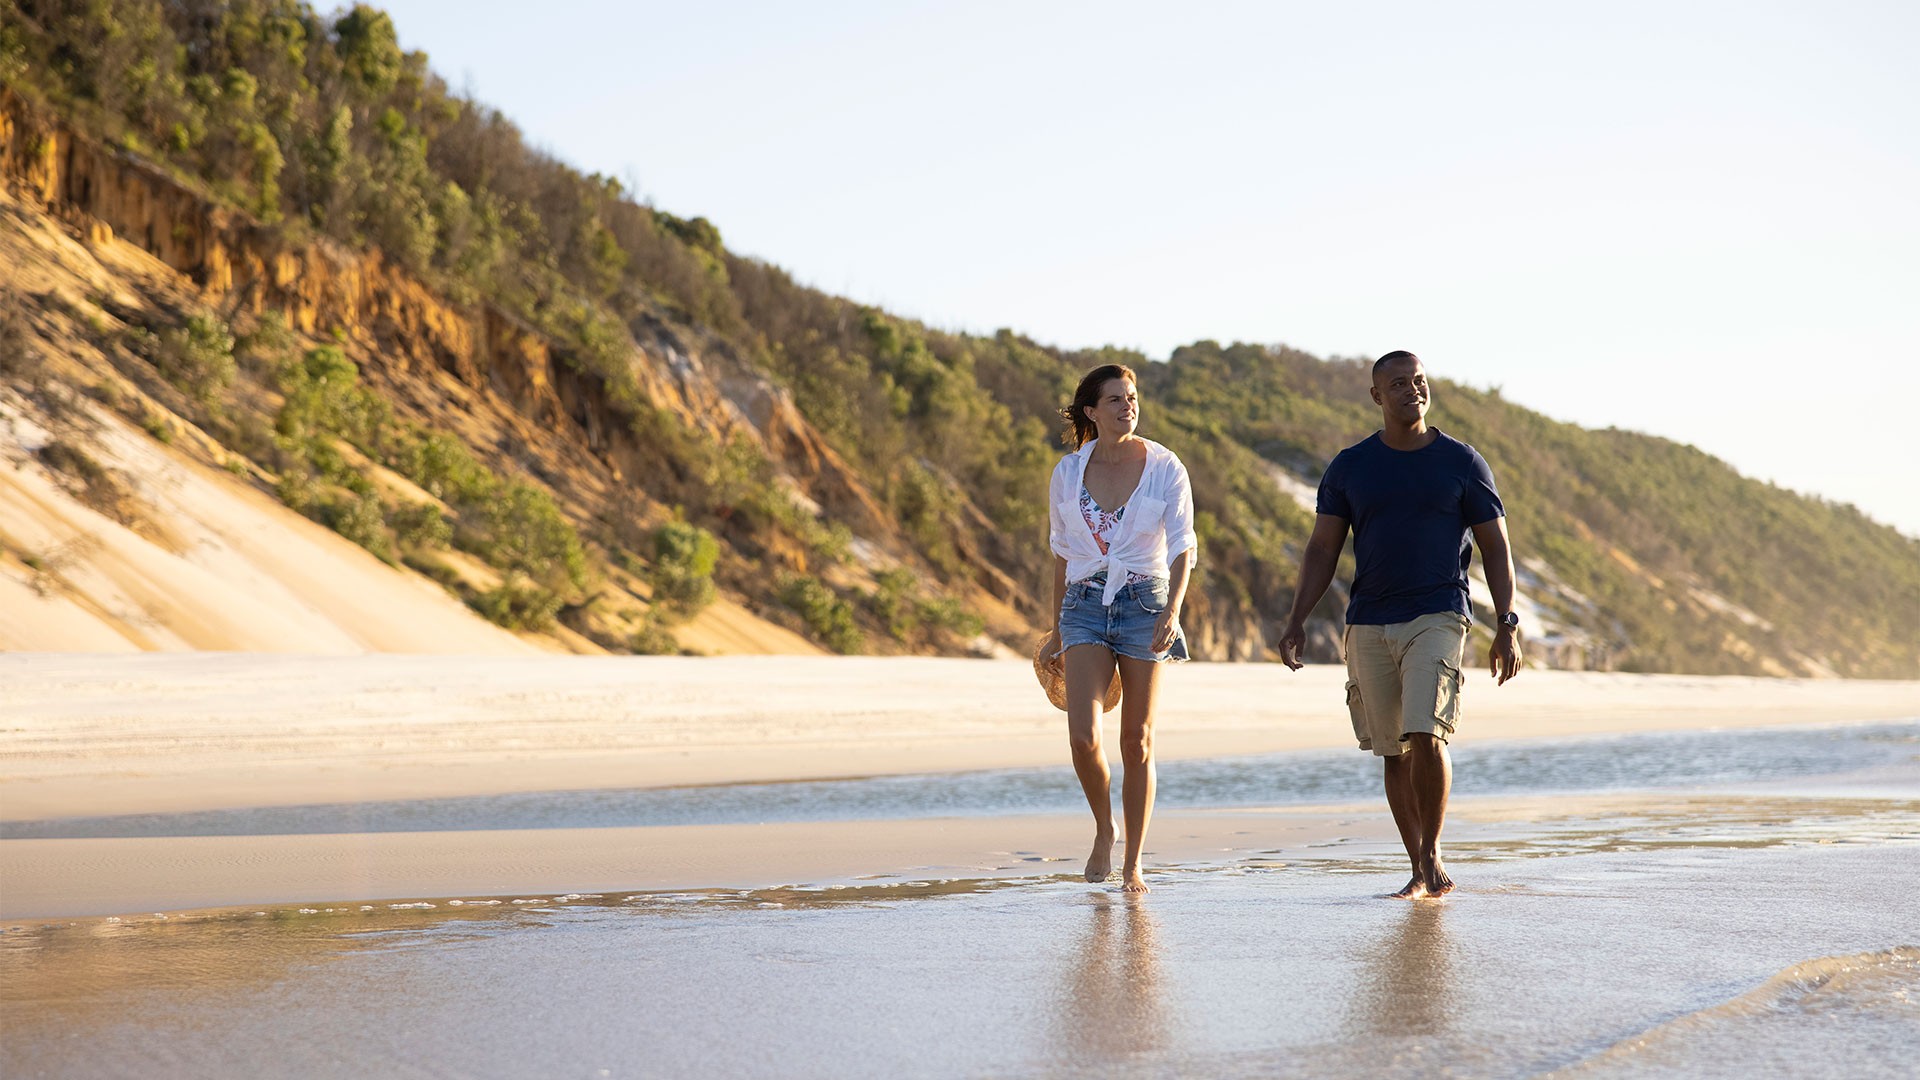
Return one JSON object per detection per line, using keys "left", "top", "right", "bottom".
{"left": 1064, "top": 644, "right": 1119, "bottom": 882}
{"left": 1115, "top": 654, "right": 1162, "bottom": 893}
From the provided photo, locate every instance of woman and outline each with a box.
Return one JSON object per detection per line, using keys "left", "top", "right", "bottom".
{"left": 1043, "top": 363, "right": 1197, "bottom": 893}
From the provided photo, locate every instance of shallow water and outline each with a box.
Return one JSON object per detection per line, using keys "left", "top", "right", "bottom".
{"left": 3, "top": 821, "right": 1916, "bottom": 1079}
{"left": 8, "top": 720, "right": 1916, "bottom": 839}
{"left": 5, "top": 725, "right": 1918, "bottom": 1078}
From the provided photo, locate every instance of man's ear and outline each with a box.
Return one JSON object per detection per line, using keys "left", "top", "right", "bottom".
{"left": 1369, "top": 384, "right": 1383, "bottom": 405}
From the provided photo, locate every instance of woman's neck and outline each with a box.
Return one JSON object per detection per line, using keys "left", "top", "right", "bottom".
{"left": 1088, "top": 433, "right": 1141, "bottom": 462}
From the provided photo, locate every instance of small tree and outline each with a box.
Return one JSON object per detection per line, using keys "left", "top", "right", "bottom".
{"left": 475, "top": 482, "right": 588, "bottom": 595}
{"left": 778, "top": 574, "right": 865, "bottom": 654}
{"left": 649, "top": 518, "right": 719, "bottom": 622}
{"left": 156, "top": 313, "right": 236, "bottom": 407}
{"left": 333, "top": 6, "right": 404, "bottom": 100}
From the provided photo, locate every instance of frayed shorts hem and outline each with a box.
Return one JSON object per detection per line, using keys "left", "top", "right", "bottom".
{"left": 1056, "top": 579, "right": 1190, "bottom": 665}
{"left": 1058, "top": 634, "right": 1190, "bottom": 665}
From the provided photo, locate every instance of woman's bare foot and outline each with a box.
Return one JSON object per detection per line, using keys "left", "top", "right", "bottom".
{"left": 1390, "top": 874, "right": 1427, "bottom": 899}
{"left": 1120, "top": 866, "right": 1149, "bottom": 893}
{"left": 1085, "top": 826, "right": 1115, "bottom": 882}
{"left": 1421, "top": 858, "right": 1454, "bottom": 897}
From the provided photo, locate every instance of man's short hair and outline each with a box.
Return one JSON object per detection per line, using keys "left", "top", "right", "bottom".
{"left": 1372, "top": 350, "right": 1419, "bottom": 378}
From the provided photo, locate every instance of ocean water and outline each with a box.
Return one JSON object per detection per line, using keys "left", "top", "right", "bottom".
{"left": 6, "top": 719, "right": 1916, "bottom": 839}
{"left": 4, "top": 723, "right": 1916, "bottom": 1077}
{"left": 2, "top": 811, "right": 1916, "bottom": 1078}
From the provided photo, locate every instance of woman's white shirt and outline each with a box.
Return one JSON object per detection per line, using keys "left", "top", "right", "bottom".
{"left": 1048, "top": 437, "right": 1199, "bottom": 606}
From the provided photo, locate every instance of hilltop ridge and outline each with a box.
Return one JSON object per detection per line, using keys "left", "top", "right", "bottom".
{"left": 0, "top": 0, "right": 1913, "bottom": 675}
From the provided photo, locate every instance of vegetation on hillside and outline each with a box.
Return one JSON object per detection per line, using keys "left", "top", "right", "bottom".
{"left": 4, "top": 0, "right": 1913, "bottom": 674}
{"left": 1138, "top": 343, "right": 1920, "bottom": 676}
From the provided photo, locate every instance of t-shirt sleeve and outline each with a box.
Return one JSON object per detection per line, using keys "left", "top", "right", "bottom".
{"left": 1462, "top": 446, "right": 1505, "bottom": 525}
{"left": 1315, "top": 453, "right": 1352, "bottom": 520}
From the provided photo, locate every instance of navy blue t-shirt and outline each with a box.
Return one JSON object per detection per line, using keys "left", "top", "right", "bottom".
{"left": 1315, "top": 429, "right": 1505, "bottom": 625}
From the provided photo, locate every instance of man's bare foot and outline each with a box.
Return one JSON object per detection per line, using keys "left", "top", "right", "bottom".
{"left": 1390, "top": 875, "right": 1427, "bottom": 899}
{"left": 1120, "top": 866, "right": 1149, "bottom": 893}
{"left": 1422, "top": 859, "right": 1454, "bottom": 897}
{"left": 1085, "top": 827, "right": 1115, "bottom": 882}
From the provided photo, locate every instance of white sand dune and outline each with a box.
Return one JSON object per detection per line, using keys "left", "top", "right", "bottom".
{"left": 1, "top": 395, "right": 542, "bottom": 654}
{"left": 1, "top": 176, "right": 824, "bottom": 659}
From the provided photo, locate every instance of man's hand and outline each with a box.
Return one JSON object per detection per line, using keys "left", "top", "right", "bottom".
{"left": 1489, "top": 627, "right": 1521, "bottom": 685}
{"left": 1152, "top": 610, "right": 1179, "bottom": 653}
{"left": 1278, "top": 515, "right": 1347, "bottom": 673}
{"left": 1278, "top": 619, "right": 1308, "bottom": 671}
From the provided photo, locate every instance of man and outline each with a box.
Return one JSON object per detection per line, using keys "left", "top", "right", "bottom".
{"left": 1278, "top": 350, "right": 1522, "bottom": 899}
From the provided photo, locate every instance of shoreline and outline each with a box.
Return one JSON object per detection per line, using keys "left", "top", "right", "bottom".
{"left": 11, "top": 817, "right": 1916, "bottom": 1080}
{"left": 3, "top": 654, "right": 1916, "bottom": 920}
{"left": 5, "top": 654, "right": 1916, "bottom": 821}
{"left": 7, "top": 785, "right": 1915, "bottom": 920}
{"left": 0, "top": 806, "right": 1377, "bottom": 919}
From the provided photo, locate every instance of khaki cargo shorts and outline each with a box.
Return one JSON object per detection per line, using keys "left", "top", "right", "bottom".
{"left": 1343, "top": 612, "right": 1471, "bottom": 757}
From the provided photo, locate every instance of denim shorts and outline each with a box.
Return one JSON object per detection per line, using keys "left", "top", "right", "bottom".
{"left": 1057, "top": 578, "right": 1191, "bottom": 663}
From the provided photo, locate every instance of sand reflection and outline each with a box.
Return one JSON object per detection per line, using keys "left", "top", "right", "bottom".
{"left": 1048, "top": 894, "right": 1169, "bottom": 1063}
{"left": 1345, "top": 902, "right": 1457, "bottom": 1037}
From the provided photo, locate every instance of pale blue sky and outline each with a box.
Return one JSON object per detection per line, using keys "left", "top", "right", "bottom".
{"left": 380, "top": 0, "right": 1920, "bottom": 535}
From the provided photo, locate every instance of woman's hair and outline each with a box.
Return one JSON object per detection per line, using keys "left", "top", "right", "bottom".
{"left": 1059, "top": 363, "right": 1138, "bottom": 448}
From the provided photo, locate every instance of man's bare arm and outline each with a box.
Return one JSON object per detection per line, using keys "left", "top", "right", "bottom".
{"left": 1278, "top": 514, "right": 1350, "bottom": 670}
{"left": 1470, "top": 516, "right": 1522, "bottom": 684}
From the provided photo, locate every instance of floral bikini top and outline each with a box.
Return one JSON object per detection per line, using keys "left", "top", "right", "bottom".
{"left": 1075, "top": 483, "right": 1156, "bottom": 587}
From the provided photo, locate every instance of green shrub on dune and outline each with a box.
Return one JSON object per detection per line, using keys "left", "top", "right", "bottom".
{"left": 778, "top": 574, "right": 864, "bottom": 655}
{"left": 649, "top": 519, "right": 719, "bottom": 622}
{"left": 471, "top": 580, "right": 563, "bottom": 632}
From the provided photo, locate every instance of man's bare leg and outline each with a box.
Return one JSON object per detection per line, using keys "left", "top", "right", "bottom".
{"left": 1115, "top": 655, "right": 1162, "bottom": 894}
{"left": 1382, "top": 752, "right": 1426, "bottom": 899}
{"left": 1405, "top": 733, "right": 1454, "bottom": 896}
{"left": 1064, "top": 644, "right": 1119, "bottom": 882}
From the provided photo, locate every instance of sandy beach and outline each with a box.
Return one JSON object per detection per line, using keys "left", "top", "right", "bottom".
{"left": 6, "top": 652, "right": 1916, "bottom": 820}
{"left": 3, "top": 654, "right": 1919, "bottom": 914}
{"left": 2, "top": 653, "right": 1916, "bottom": 918}
{"left": 4, "top": 654, "right": 1917, "bottom": 1078}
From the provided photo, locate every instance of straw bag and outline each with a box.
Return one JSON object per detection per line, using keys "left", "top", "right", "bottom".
{"left": 1032, "top": 636, "right": 1123, "bottom": 712}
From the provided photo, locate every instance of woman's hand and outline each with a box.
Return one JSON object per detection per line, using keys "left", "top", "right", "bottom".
{"left": 1041, "top": 626, "right": 1062, "bottom": 668}
{"left": 1152, "top": 609, "right": 1179, "bottom": 653}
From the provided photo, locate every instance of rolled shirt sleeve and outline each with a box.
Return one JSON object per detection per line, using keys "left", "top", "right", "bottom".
{"left": 1163, "top": 456, "right": 1199, "bottom": 564}
{"left": 1048, "top": 457, "right": 1076, "bottom": 560}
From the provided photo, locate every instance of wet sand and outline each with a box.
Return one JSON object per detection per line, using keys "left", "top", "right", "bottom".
{"left": 8, "top": 787, "right": 1917, "bottom": 921}
{"left": 0, "top": 808, "right": 1375, "bottom": 917}
{"left": 4, "top": 793, "right": 1916, "bottom": 1079}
